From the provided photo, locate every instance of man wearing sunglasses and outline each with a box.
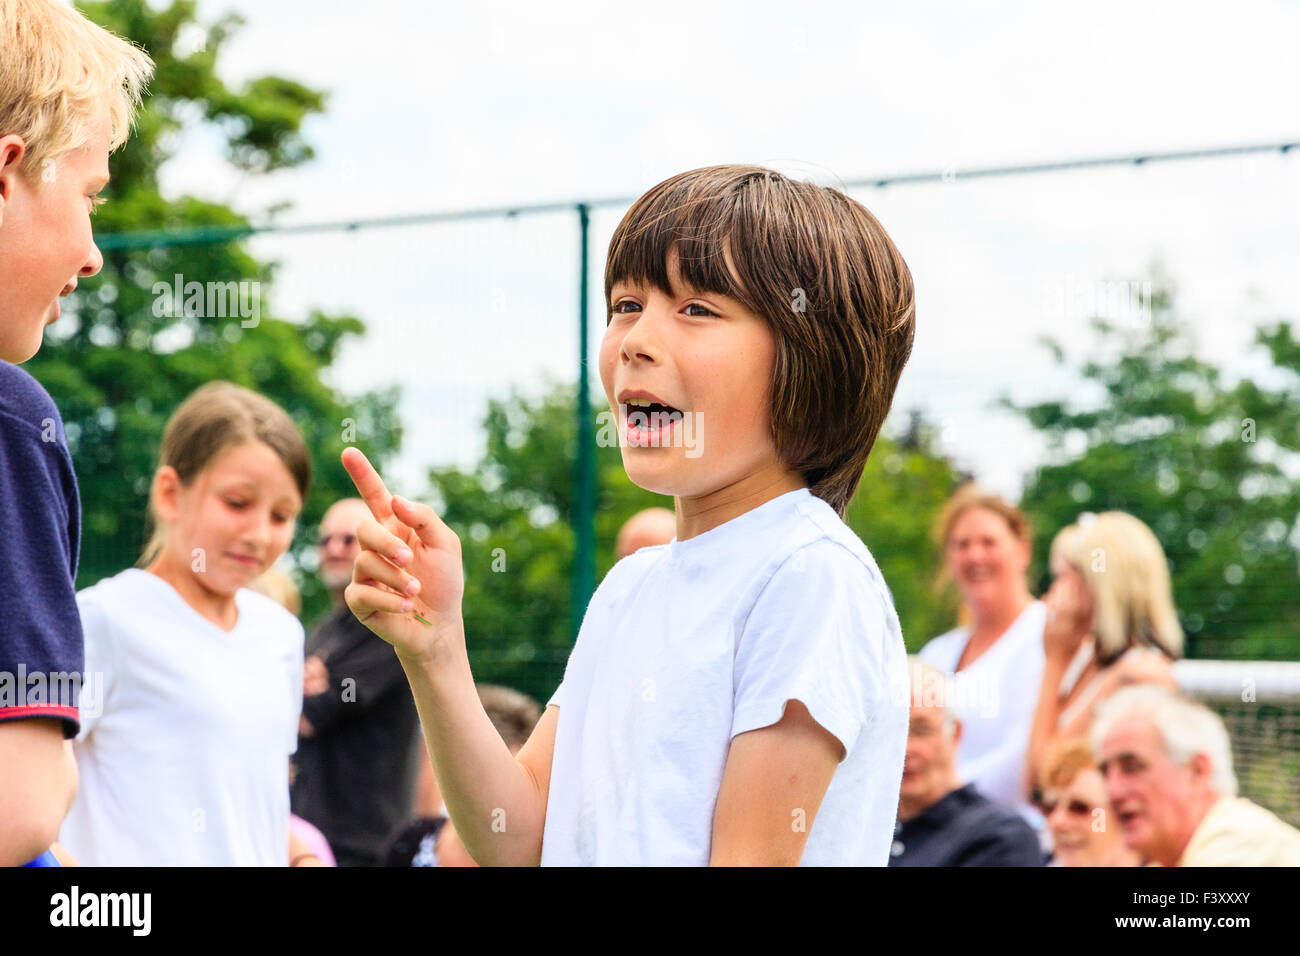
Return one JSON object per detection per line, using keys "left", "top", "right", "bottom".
{"left": 290, "top": 498, "right": 422, "bottom": 866}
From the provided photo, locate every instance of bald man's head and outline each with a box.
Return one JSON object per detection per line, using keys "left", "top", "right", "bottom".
{"left": 616, "top": 507, "right": 677, "bottom": 559}
{"left": 319, "top": 498, "right": 370, "bottom": 593}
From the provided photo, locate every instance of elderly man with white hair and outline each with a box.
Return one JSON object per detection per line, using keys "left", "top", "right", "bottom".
{"left": 889, "top": 658, "right": 1043, "bottom": 866}
{"left": 1094, "top": 684, "right": 1300, "bottom": 866}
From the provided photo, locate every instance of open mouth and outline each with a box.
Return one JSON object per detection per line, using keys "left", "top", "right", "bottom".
{"left": 623, "top": 399, "right": 684, "bottom": 446}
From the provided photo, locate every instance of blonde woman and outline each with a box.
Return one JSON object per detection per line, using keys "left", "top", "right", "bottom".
{"left": 1025, "top": 512, "right": 1182, "bottom": 803}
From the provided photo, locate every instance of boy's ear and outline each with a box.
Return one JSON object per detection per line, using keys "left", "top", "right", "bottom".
{"left": 0, "top": 135, "right": 28, "bottom": 227}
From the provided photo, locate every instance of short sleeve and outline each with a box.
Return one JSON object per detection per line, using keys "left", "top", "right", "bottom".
{"left": 731, "top": 541, "right": 895, "bottom": 759}
{"left": 546, "top": 677, "right": 566, "bottom": 710}
{"left": 0, "top": 393, "right": 84, "bottom": 738}
{"left": 74, "top": 590, "right": 120, "bottom": 740}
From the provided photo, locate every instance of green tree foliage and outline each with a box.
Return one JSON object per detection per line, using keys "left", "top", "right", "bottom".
{"left": 25, "top": 1, "right": 402, "bottom": 626}
{"left": 1007, "top": 285, "right": 1300, "bottom": 660}
{"left": 845, "top": 419, "right": 964, "bottom": 651}
{"left": 427, "top": 383, "right": 668, "bottom": 703}
{"left": 428, "top": 383, "right": 962, "bottom": 702}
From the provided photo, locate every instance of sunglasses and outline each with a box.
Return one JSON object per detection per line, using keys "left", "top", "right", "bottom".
{"left": 1040, "top": 798, "right": 1093, "bottom": 817}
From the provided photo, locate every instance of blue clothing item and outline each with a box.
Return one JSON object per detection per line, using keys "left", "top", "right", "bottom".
{"left": 0, "top": 360, "right": 83, "bottom": 737}
{"left": 888, "top": 783, "right": 1047, "bottom": 867}
{"left": 23, "top": 850, "right": 61, "bottom": 867}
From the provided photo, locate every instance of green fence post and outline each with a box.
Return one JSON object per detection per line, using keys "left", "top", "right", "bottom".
{"left": 571, "top": 203, "right": 596, "bottom": 640}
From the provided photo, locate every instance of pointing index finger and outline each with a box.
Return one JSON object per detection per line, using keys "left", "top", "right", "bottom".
{"left": 341, "top": 447, "right": 394, "bottom": 522}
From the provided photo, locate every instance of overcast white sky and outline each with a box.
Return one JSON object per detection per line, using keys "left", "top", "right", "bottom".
{"left": 154, "top": 0, "right": 1300, "bottom": 499}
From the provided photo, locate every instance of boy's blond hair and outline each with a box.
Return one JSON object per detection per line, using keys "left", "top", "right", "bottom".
{"left": 0, "top": 0, "right": 153, "bottom": 175}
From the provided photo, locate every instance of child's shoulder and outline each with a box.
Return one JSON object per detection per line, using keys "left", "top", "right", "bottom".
{"left": 77, "top": 569, "right": 174, "bottom": 635}
{"left": 596, "top": 543, "right": 671, "bottom": 594}
{"left": 0, "top": 360, "right": 63, "bottom": 430}
{"left": 783, "top": 494, "right": 889, "bottom": 589}
{"left": 761, "top": 534, "right": 889, "bottom": 614}
{"left": 78, "top": 567, "right": 146, "bottom": 607}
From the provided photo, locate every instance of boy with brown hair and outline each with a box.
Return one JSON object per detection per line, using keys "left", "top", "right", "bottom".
{"left": 0, "top": 0, "right": 151, "bottom": 864}
{"left": 345, "top": 164, "right": 916, "bottom": 865}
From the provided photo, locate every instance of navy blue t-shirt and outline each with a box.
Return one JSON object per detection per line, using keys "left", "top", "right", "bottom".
{"left": 0, "top": 361, "right": 83, "bottom": 737}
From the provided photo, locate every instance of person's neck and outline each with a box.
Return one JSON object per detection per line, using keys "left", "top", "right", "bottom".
{"left": 146, "top": 553, "right": 239, "bottom": 632}
{"left": 675, "top": 466, "right": 808, "bottom": 542}
{"left": 897, "top": 775, "right": 961, "bottom": 823}
{"left": 969, "top": 588, "right": 1033, "bottom": 639}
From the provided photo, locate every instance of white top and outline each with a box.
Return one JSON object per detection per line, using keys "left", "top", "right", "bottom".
{"left": 59, "top": 568, "right": 304, "bottom": 866}
{"left": 918, "top": 601, "right": 1047, "bottom": 826}
{"left": 541, "top": 488, "right": 908, "bottom": 866}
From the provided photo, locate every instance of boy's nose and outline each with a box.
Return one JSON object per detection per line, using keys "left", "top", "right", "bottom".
{"left": 81, "top": 241, "right": 104, "bottom": 278}
{"left": 619, "top": 309, "right": 666, "bottom": 365}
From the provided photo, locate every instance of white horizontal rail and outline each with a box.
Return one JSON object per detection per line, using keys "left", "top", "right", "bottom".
{"left": 1175, "top": 659, "right": 1300, "bottom": 701}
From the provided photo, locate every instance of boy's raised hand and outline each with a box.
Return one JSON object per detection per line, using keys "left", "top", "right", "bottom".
{"left": 340, "top": 447, "right": 465, "bottom": 660}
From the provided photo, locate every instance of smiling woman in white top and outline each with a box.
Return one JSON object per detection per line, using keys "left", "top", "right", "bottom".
{"left": 919, "top": 485, "right": 1046, "bottom": 826}
{"left": 59, "top": 382, "right": 312, "bottom": 866}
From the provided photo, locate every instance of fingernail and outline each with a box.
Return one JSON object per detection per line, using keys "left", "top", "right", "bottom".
{"left": 400, "top": 599, "right": 414, "bottom": 612}
{"left": 404, "top": 577, "right": 420, "bottom": 596}
{"left": 395, "top": 548, "right": 412, "bottom": 565}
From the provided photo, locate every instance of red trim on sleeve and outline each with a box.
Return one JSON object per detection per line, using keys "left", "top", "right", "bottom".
{"left": 0, "top": 704, "right": 79, "bottom": 722}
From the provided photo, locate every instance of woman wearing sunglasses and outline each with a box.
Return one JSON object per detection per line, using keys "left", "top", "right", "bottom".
{"left": 1039, "top": 738, "right": 1139, "bottom": 866}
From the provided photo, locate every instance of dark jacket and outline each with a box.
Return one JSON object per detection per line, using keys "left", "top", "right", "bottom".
{"left": 889, "top": 783, "right": 1045, "bottom": 866}
{"left": 291, "top": 606, "right": 421, "bottom": 866}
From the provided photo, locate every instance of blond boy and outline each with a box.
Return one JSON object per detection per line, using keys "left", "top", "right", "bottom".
{"left": 0, "top": 0, "right": 151, "bottom": 865}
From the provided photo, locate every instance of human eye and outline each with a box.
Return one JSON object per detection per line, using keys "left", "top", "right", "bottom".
{"left": 609, "top": 298, "right": 641, "bottom": 315}
{"left": 683, "top": 302, "right": 718, "bottom": 318}
{"left": 224, "top": 497, "right": 248, "bottom": 510}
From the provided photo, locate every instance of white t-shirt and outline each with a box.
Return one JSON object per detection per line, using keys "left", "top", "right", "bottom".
{"left": 541, "top": 488, "right": 908, "bottom": 866}
{"left": 918, "top": 601, "right": 1046, "bottom": 826}
{"left": 59, "top": 568, "right": 304, "bottom": 866}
